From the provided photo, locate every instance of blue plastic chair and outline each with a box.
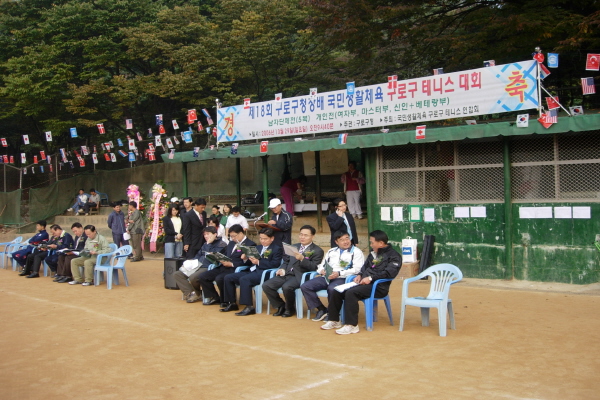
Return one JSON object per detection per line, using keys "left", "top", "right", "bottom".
{"left": 399, "top": 263, "right": 463, "bottom": 337}
{"left": 0, "top": 237, "right": 22, "bottom": 269}
{"left": 97, "top": 192, "right": 109, "bottom": 206}
{"left": 253, "top": 267, "right": 277, "bottom": 314}
{"left": 361, "top": 278, "right": 394, "bottom": 331}
{"left": 42, "top": 250, "right": 56, "bottom": 277}
{"left": 94, "top": 245, "right": 132, "bottom": 289}
{"left": 9, "top": 239, "right": 31, "bottom": 271}
{"left": 78, "top": 243, "right": 118, "bottom": 278}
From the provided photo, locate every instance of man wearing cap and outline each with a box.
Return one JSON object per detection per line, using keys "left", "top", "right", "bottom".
{"left": 267, "top": 198, "right": 292, "bottom": 248}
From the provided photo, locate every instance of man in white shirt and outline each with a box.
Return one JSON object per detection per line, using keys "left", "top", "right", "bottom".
{"left": 67, "top": 189, "right": 88, "bottom": 215}
{"left": 300, "top": 231, "right": 364, "bottom": 322}
{"left": 83, "top": 188, "right": 101, "bottom": 215}
{"left": 225, "top": 206, "right": 249, "bottom": 237}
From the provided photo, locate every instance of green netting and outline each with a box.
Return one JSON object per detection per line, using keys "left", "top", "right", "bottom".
{"left": 29, "top": 174, "right": 96, "bottom": 222}
{"left": 0, "top": 190, "right": 22, "bottom": 224}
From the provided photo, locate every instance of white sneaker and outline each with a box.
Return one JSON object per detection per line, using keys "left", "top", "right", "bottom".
{"left": 82, "top": 282, "right": 92, "bottom": 286}
{"left": 67, "top": 208, "right": 73, "bottom": 212}
{"left": 320, "top": 321, "right": 342, "bottom": 330}
{"left": 69, "top": 280, "right": 81, "bottom": 285}
{"left": 336, "top": 324, "right": 360, "bottom": 335}
{"left": 356, "top": 215, "right": 363, "bottom": 220}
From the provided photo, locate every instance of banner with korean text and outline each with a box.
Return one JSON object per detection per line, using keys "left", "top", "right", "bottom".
{"left": 217, "top": 60, "right": 539, "bottom": 143}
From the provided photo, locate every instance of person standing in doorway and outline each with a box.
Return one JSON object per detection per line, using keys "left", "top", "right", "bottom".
{"left": 341, "top": 161, "right": 365, "bottom": 219}
{"left": 280, "top": 175, "right": 306, "bottom": 217}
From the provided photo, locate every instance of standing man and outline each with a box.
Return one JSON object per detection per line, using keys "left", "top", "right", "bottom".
{"left": 182, "top": 198, "right": 207, "bottom": 259}
{"left": 279, "top": 175, "right": 306, "bottom": 217}
{"left": 127, "top": 201, "right": 144, "bottom": 262}
{"left": 180, "top": 197, "right": 193, "bottom": 216}
{"left": 224, "top": 206, "right": 249, "bottom": 237}
{"left": 320, "top": 230, "right": 401, "bottom": 334}
{"left": 83, "top": 189, "right": 101, "bottom": 215}
{"left": 263, "top": 225, "right": 324, "bottom": 318}
{"left": 12, "top": 221, "right": 49, "bottom": 269}
{"left": 107, "top": 202, "right": 129, "bottom": 248}
{"left": 301, "top": 231, "right": 364, "bottom": 322}
{"left": 220, "top": 228, "right": 282, "bottom": 316}
{"left": 69, "top": 225, "right": 112, "bottom": 286}
{"left": 267, "top": 198, "right": 293, "bottom": 248}
{"left": 341, "top": 161, "right": 365, "bottom": 219}
{"left": 55, "top": 222, "right": 87, "bottom": 283}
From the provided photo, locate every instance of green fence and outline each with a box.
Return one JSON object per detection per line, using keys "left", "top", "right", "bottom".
{"left": 0, "top": 190, "right": 22, "bottom": 224}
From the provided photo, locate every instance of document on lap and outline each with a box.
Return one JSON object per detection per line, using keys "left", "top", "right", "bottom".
{"left": 334, "top": 282, "right": 358, "bottom": 293}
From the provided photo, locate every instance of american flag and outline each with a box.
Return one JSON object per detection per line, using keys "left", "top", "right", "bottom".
{"left": 582, "top": 77, "right": 595, "bottom": 95}
{"left": 546, "top": 109, "right": 558, "bottom": 124}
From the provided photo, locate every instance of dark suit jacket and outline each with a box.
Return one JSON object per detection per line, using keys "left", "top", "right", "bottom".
{"left": 253, "top": 244, "right": 283, "bottom": 271}
{"left": 326, "top": 211, "right": 358, "bottom": 248}
{"left": 226, "top": 237, "right": 256, "bottom": 269}
{"left": 280, "top": 242, "right": 324, "bottom": 280}
{"left": 182, "top": 209, "right": 207, "bottom": 251}
{"left": 270, "top": 210, "right": 293, "bottom": 247}
{"left": 163, "top": 216, "right": 179, "bottom": 243}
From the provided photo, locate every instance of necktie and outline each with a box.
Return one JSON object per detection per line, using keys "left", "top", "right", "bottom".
{"left": 260, "top": 246, "right": 266, "bottom": 256}
{"left": 299, "top": 245, "right": 306, "bottom": 254}
{"left": 342, "top": 214, "right": 352, "bottom": 240}
{"left": 198, "top": 212, "right": 203, "bottom": 224}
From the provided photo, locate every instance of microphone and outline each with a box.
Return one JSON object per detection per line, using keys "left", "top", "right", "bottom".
{"left": 256, "top": 211, "right": 268, "bottom": 220}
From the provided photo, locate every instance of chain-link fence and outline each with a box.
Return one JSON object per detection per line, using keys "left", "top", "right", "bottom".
{"left": 511, "top": 131, "right": 600, "bottom": 201}
{"left": 378, "top": 138, "right": 504, "bottom": 203}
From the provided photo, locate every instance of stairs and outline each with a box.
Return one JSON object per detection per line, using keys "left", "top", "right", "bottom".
{"left": 53, "top": 207, "right": 116, "bottom": 242}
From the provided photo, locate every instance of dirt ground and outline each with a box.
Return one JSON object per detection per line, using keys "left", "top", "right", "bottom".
{"left": 1, "top": 257, "right": 600, "bottom": 400}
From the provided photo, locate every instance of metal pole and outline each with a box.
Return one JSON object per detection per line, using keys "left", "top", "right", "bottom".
{"left": 19, "top": 167, "right": 22, "bottom": 189}
{"left": 503, "top": 137, "right": 513, "bottom": 280}
{"left": 364, "top": 149, "right": 375, "bottom": 234}
{"left": 55, "top": 155, "right": 58, "bottom": 182}
{"left": 235, "top": 158, "right": 242, "bottom": 207}
{"left": 315, "top": 151, "right": 323, "bottom": 232}
{"left": 3, "top": 163, "right": 6, "bottom": 192}
{"left": 182, "top": 162, "right": 188, "bottom": 197}
{"left": 262, "top": 156, "right": 269, "bottom": 222}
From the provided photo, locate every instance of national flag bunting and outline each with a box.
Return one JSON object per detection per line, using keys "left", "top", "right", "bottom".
{"left": 338, "top": 133, "right": 348, "bottom": 145}
{"left": 45, "top": 131, "right": 52, "bottom": 142}
{"left": 546, "top": 96, "right": 560, "bottom": 110}
{"left": 97, "top": 123, "right": 105, "bottom": 134}
{"left": 243, "top": 98, "right": 251, "bottom": 109}
{"left": 516, "top": 114, "right": 529, "bottom": 128}
{"left": 23, "top": 135, "right": 29, "bottom": 145}
{"left": 433, "top": 68, "right": 444, "bottom": 75}
{"left": 156, "top": 114, "right": 163, "bottom": 125}
{"left": 70, "top": 128, "right": 77, "bottom": 138}
{"left": 416, "top": 125, "right": 426, "bottom": 140}
{"left": 582, "top": 77, "right": 595, "bottom": 95}
{"left": 586, "top": 54, "right": 600, "bottom": 71}
{"left": 172, "top": 120, "right": 179, "bottom": 130}
{"left": 126, "top": 119, "right": 133, "bottom": 129}
{"left": 539, "top": 63, "right": 551, "bottom": 80}
{"left": 569, "top": 106, "right": 584, "bottom": 115}
{"left": 1, "top": 138, "right": 7, "bottom": 147}
{"left": 159, "top": 124, "right": 166, "bottom": 134}
{"left": 193, "top": 147, "right": 199, "bottom": 158}
{"left": 260, "top": 141, "right": 268, "bottom": 153}
{"left": 168, "top": 149, "right": 175, "bottom": 159}
{"left": 230, "top": 143, "right": 238, "bottom": 155}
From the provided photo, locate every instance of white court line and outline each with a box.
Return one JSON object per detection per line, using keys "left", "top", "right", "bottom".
{"left": 262, "top": 373, "right": 348, "bottom": 400}
{"left": 3, "top": 290, "right": 364, "bottom": 371}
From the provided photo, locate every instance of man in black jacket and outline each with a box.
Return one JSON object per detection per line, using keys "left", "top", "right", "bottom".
{"left": 220, "top": 228, "right": 283, "bottom": 316}
{"left": 267, "top": 198, "right": 293, "bottom": 248}
{"left": 182, "top": 198, "right": 207, "bottom": 259}
{"left": 199, "top": 224, "right": 255, "bottom": 306}
{"left": 20, "top": 224, "right": 74, "bottom": 278}
{"left": 320, "top": 230, "right": 401, "bottom": 335}
{"left": 55, "top": 223, "right": 87, "bottom": 283}
{"left": 262, "top": 225, "right": 324, "bottom": 318}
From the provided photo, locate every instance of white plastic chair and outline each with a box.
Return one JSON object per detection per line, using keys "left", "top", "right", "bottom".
{"left": 399, "top": 263, "right": 463, "bottom": 337}
{"left": 0, "top": 237, "right": 22, "bottom": 269}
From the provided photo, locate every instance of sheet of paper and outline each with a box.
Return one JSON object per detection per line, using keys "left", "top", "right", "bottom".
{"left": 424, "top": 208, "right": 435, "bottom": 222}
{"left": 553, "top": 207, "right": 572, "bottom": 219}
{"left": 535, "top": 207, "right": 553, "bottom": 219}
{"left": 381, "top": 207, "right": 391, "bottom": 221}
{"left": 519, "top": 207, "right": 535, "bottom": 219}
{"left": 573, "top": 206, "right": 591, "bottom": 219}
{"left": 470, "top": 206, "right": 486, "bottom": 218}
{"left": 392, "top": 207, "right": 403, "bottom": 222}
{"left": 454, "top": 207, "right": 470, "bottom": 218}
{"left": 410, "top": 206, "right": 421, "bottom": 221}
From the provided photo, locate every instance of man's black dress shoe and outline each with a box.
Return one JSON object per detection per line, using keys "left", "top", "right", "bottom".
{"left": 26, "top": 273, "right": 40, "bottom": 278}
{"left": 58, "top": 277, "right": 73, "bottom": 283}
{"left": 18, "top": 271, "right": 28, "bottom": 276}
{"left": 53, "top": 276, "right": 63, "bottom": 282}
{"left": 220, "top": 303, "right": 228, "bottom": 308}
{"left": 272, "top": 305, "right": 286, "bottom": 317}
{"left": 203, "top": 297, "right": 219, "bottom": 306}
{"left": 235, "top": 306, "right": 256, "bottom": 316}
{"left": 282, "top": 310, "right": 295, "bottom": 318}
{"left": 220, "top": 303, "right": 239, "bottom": 312}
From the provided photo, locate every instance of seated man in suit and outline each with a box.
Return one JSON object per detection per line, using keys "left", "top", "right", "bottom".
{"left": 267, "top": 198, "right": 292, "bottom": 248}
{"left": 174, "top": 226, "right": 227, "bottom": 303}
{"left": 199, "top": 224, "right": 255, "bottom": 307}
{"left": 320, "top": 230, "right": 401, "bottom": 335}
{"left": 55, "top": 222, "right": 87, "bottom": 283}
{"left": 220, "top": 228, "right": 282, "bottom": 316}
{"left": 182, "top": 198, "right": 207, "bottom": 259}
{"left": 20, "top": 224, "right": 74, "bottom": 278}
{"left": 12, "top": 220, "right": 49, "bottom": 269}
{"left": 263, "top": 225, "right": 324, "bottom": 318}
{"left": 301, "top": 231, "right": 365, "bottom": 322}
